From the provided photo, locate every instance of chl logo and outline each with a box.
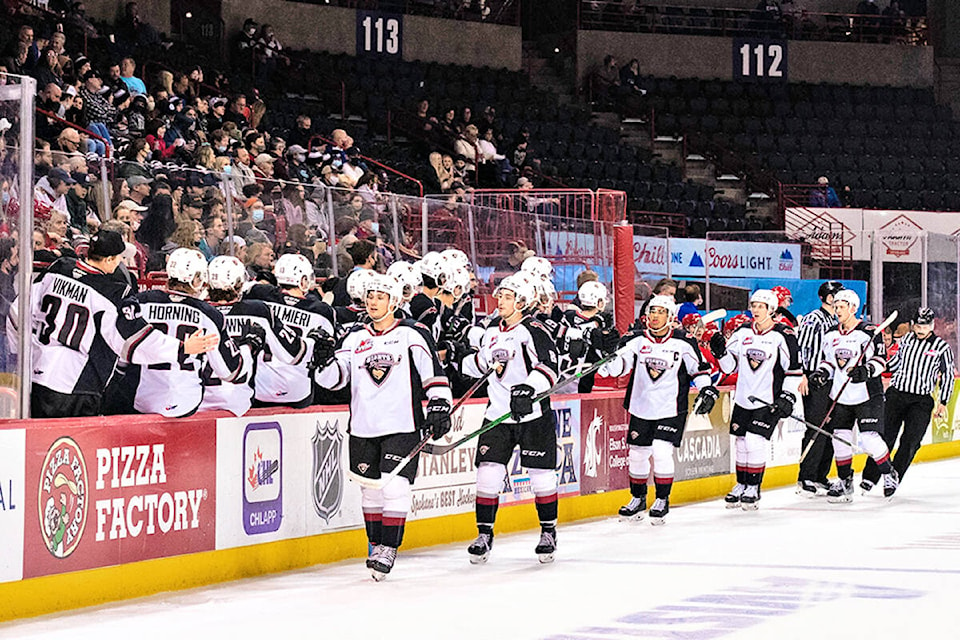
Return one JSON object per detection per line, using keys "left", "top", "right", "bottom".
{"left": 746, "top": 348, "right": 768, "bottom": 371}
{"left": 363, "top": 352, "right": 399, "bottom": 386}
{"left": 836, "top": 348, "right": 855, "bottom": 370}
{"left": 644, "top": 357, "right": 669, "bottom": 381}
{"left": 39, "top": 437, "right": 88, "bottom": 559}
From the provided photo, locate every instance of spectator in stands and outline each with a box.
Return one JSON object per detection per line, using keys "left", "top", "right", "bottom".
{"left": 199, "top": 215, "right": 226, "bottom": 260}
{"left": 118, "top": 2, "right": 164, "bottom": 50}
{"left": 677, "top": 284, "right": 703, "bottom": 323}
{"left": 207, "top": 97, "right": 228, "bottom": 132}
{"left": 809, "top": 176, "right": 841, "bottom": 207}
{"left": 32, "top": 48, "right": 64, "bottom": 89}
{"left": 36, "top": 83, "right": 64, "bottom": 141}
{"left": 454, "top": 124, "right": 480, "bottom": 173}
{"left": 231, "top": 146, "right": 257, "bottom": 191}
{"left": 137, "top": 192, "right": 176, "bottom": 253}
{"left": 286, "top": 145, "right": 313, "bottom": 184}
{"left": 478, "top": 126, "right": 509, "bottom": 186}
{"left": 276, "top": 183, "right": 306, "bottom": 228}
{"left": 593, "top": 55, "right": 620, "bottom": 104}
{"left": 79, "top": 69, "right": 116, "bottom": 154}
{"left": 438, "top": 107, "right": 459, "bottom": 142}
{"left": 619, "top": 58, "right": 646, "bottom": 97}
{"left": 119, "top": 57, "right": 146, "bottom": 95}
{"left": 255, "top": 24, "right": 289, "bottom": 78}
{"left": 881, "top": 1, "right": 907, "bottom": 40}
{"left": 126, "top": 175, "right": 153, "bottom": 208}
{"left": 288, "top": 114, "right": 314, "bottom": 149}
{"left": 225, "top": 94, "right": 249, "bottom": 129}
{"left": 245, "top": 241, "right": 275, "bottom": 279}
{"left": 252, "top": 153, "right": 276, "bottom": 185}
{"left": 754, "top": 0, "right": 785, "bottom": 35}
{"left": 4, "top": 42, "right": 29, "bottom": 77}
{"left": 233, "top": 18, "right": 259, "bottom": 71}
{"left": 65, "top": 172, "right": 94, "bottom": 232}
{"left": 4, "top": 25, "right": 36, "bottom": 71}
{"left": 145, "top": 119, "right": 176, "bottom": 160}
{"left": 428, "top": 152, "right": 455, "bottom": 193}
{"left": 126, "top": 94, "right": 148, "bottom": 138}
{"left": 117, "top": 139, "right": 151, "bottom": 179}
{"left": 55, "top": 128, "right": 82, "bottom": 158}
{"left": 458, "top": 106, "right": 474, "bottom": 132}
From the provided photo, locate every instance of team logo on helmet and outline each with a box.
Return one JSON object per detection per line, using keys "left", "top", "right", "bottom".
{"left": 363, "top": 352, "right": 398, "bottom": 385}
{"left": 746, "top": 348, "right": 768, "bottom": 371}
{"left": 644, "top": 357, "right": 669, "bottom": 381}
{"left": 38, "top": 437, "right": 88, "bottom": 559}
{"left": 835, "top": 348, "right": 854, "bottom": 370}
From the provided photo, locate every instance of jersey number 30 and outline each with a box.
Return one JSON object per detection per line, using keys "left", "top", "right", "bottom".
{"left": 38, "top": 295, "right": 90, "bottom": 351}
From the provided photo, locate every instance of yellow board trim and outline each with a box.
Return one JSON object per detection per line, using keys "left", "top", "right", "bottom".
{"left": 3, "top": 440, "right": 960, "bottom": 623}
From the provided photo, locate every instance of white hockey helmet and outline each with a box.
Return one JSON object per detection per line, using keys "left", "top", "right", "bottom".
{"left": 440, "top": 265, "right": 470, "bottom": 300}
{"left": 647, "top": 294, "right": 677, "bottom": 318}
{"left": 495, "top": 272, "right": 537, "bottom": 310}
{"left": 440, "top": 248, "right": 470, "bottom": 270}
{"left": 274, "top": 253, "right": 314, "bottom": 289}
{"left": 207, "top": 255, "right": 246, "bottom": 291}
{"left": 347, "top": 268, "right": 378, "bottom": 302}
{"left": 520, "top": 255, "right": 552, "bottom": 281}
{"left": 535, "top": 277, "right": 556, "bottom": 304}
{"left": 833, "top": 289, "right": 860, "bottom": 312}
{"left": 365, "top": 273, "right": 403, "bottom": 308}
{"left": 578, "top": 281, "right": 608, "bottom": 309}
{"left": 167, "top": 247, "right": 208, "bottom": 287}
{"left": 750, "top": 289, "right": 780, "bottom": 311}
{"left": 419, "top": 251, "right": 448, "bottom": 286}
{"left": 386, "top": 261, "right": 422, "bottom": 301}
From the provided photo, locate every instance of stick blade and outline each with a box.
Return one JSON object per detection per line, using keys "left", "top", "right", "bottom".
{"left": 701, "top": 308, "right": 727, "bottom": 325}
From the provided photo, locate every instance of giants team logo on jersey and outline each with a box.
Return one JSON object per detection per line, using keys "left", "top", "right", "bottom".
{"left": 644, "top": 357, "right": 669, "bottom": 381}
{"left": 38, "top": 437, "right": 88, "bottom": 559}
{"left": 363, "top": 353, "right": 399, "bottom": 385}
{"left": 311, "top": 420, "right": 343, "bottom": 524}
{"left": 491, "top": 348, "right": 512, "bottom": 378}
{"left": 746, "top": 348, "right": 768, "bottom": 371}
{"left": 835, "top": 348, "right": 855, "bottom": 370}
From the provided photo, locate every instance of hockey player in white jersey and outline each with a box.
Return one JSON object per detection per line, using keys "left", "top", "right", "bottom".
{"left": 312, "top": 273, "right": 452, "bottom": 581}
{"left": 600, "top": 295, "right": 717, "bottom": 524}
{"left": 124, "top": 248, "right": 245, "bottom": 418}
{"left": 334, "top": 268, "right": 375, "bottom": 337}
{"left": 408, "top": 251, "right": 444, "bottom": 340}
{"left": 451, "top": 272, "right": 561, "bottom": 564}
{"left": 807, "top": 289, "right": 898, "bottom": 501}
{"left": 200, "top": 256, "right": 308, "bottom": 416}
{"left": 17, "top": 230, "right": 218, "bottom": 418}
{"left": 243, "top": 253, "right": 336, "bottom": 408}
{"left": 441, "top": 248, "right": 475, "bottom": 323}
{"left": 709, "top": 289, "right": 802, "bottom": 510}
{"left": 386, "top": 261, "right": 422, "bottom": 318}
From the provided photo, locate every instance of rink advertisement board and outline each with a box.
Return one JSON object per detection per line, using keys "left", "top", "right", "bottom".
{"left": 215, "top": 410, "right": 365, "bottom": 550}
{"left": 633, "top": 237, "right": 802, "bottom": 279}
{"left": 0, "top": 429, "right": 25, "bottom": 583}
{"left": 21, "top": 419, "right": 217, "bottom": 579}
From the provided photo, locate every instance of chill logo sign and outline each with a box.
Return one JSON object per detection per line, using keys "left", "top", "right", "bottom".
{"left": 38, "top": 437, "right": 87, "bottom": 559}
{"left": 243, "top": 422, "right": 282, "bottom": 535}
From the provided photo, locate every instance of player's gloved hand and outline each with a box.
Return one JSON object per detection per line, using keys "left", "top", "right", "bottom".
{"left": 847, "top": 364, "right": 870, "bottom": 383}
{"left": 597, "top": 327, "right": 621, "bottom": 355}
{"left": 709, "top": 332, "right": 726, "bottom": 359}
{"left": 618, "top": 329, "right": 640, "bottom": 348}
{"left": 442, "top": 315, "right": 471, "bottom": 343}
{"left": 510, "top": 383, "right": 536, "bottom": 421}
{"left": 564, "top": 327, "right": 586, "bottom": 360}
{"left": 308, "top": 328, "right": 336, "bottom": 369}
{"left": 444, "top": 339, "right": 474, "bottom": 369}
{"left": 808, "top": 369, "right": 829, "bottom": 390}
{"left": 694, "top": 385, "right": 719, "bottom": 414}
{"left": 235, "top": 321, "right": 266, "bottom": 356}
{"left": 771, "top": 390, "right": 796, "bottom": 419}
{"left": 423, "top": 397, "right": 452, "bottom": 438}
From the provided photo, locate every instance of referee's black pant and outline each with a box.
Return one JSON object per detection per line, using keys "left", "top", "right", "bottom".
{"left": 797, "top": 381, "right": 834, "bottom": 484}
{"left": 862, "top": 386, "right": 934, "bottom": 485}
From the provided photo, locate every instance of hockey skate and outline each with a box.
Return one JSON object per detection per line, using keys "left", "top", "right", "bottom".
{"left": 796, "top": 480, "right": 819, "bottom": 498}
{"left": 369, "top": 546, "right": 397, "bottom": 582}
{"left": 467, "top": 532, "right": 494, "bottom": 564}
{"left": 883, "top": 469, "right": 899, "bottom": 498}
{"left": 859, "top": 478, "right": 875, "bottom": 495}
{"left": 618, "top": 496, "right": 646, "bottom": 522}
{"left": 827, "top": 476, "right": 854, "bottom": 503}
{"left": 740, "top": 485, "right": 760, "bottom": 511}
{"left": 365, "top": 544, "right": 379, "bottom": 569}
{"left": 535, "top": 528, "right": 557, "bottom": 563}
{"left": 725, "top": 483, "right": 746, "bottom": 508}
{"left": 649, "top": 498, "right": 669, "bottom": 525}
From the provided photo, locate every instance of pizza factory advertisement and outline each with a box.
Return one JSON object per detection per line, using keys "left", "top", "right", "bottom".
{"left": 23, "top": 420, "right": 217, "bottom": 579}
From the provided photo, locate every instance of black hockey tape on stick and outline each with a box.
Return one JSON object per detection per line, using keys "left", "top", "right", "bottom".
{"left": 748, "top": 395, "right": 857, "bottom": 449}
{"left": 347, "top": 368, "right": 496, "bottom": 490}
{"left": 797, "top": 309, "right": 897, "bottom": 463}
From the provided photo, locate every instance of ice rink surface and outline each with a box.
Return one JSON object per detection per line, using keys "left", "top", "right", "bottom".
{"left": 5, "top": 458, "right": 960, "bottom": 640}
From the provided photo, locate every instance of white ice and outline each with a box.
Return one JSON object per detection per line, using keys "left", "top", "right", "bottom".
{"left": 4, "top": 458, "right": 960, "bottom": 640}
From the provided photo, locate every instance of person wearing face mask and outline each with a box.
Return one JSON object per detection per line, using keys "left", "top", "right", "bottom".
{"left": 285, "top": 145, "right": 312, "bottom": 183}
{"left": 207, "top": 97, "right": 228, "bottom": 132}
{"left": 233, "top": 19, "right": 259, "bottom": 74}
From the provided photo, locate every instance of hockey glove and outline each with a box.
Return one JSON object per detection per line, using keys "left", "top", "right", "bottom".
{"left": 808, "top": 369, "right": 830, "bottom": 390}
{"left": 847, "top": 364, "right": 870, "bottom": 383}
{"left": 771, "top": 390, "right": 797, "bottom": 419}
{"left": 308, "top": 328, "right": 337, "bottom": 369}
{"left": 510, "top": 383, "right": 536, "bottom": 421}
{"left": 563, "top": 327, "right": 587, "bottom": 361}
{"left": 235, "top": 321, "right": 266, "bottom": 356}
{"left": 694, "top": 385, "right": 719, "bottom": 415}
{"left": 618, "top": 329, "right": 641, "bottom": 348}
{"left": 423, "top": 397, "right": 452, "bottom": 438}
{"left": 597, "top": 327, "right": 622, "bottom": 355}
{"left": 444, "top": 339, "right": 474, "bottom": 370}
{"left": 709, "top": 332, "right": 727, "bottom": 359}
{"left": 442, "top": 315, "right": 471, "bottom": 343}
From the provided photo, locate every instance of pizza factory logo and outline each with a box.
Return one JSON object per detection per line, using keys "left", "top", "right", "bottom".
{"left": 311, "top": 420, "right": 343, "bottom": 524}
{"left": 363, "top": 352, "right": 398, "bottom": 386}
{"left": 644, "top": 357, "right": 669, "bottom": 381}
{"left": 746, "top": 348, "right": 768, "bottom": 371}
{"left": 39, "top": 437, "right": 88, "bottom": 559}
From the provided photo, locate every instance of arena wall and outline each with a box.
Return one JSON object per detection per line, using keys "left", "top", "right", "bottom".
{"left": 576, "top": 30, "right": 935, "bottom": 88}
{"left": 2, "top": 386, "right": 959, "bottom": 622}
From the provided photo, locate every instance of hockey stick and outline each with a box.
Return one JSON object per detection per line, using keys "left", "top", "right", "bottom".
{"left": 747, "top": 395, "right": 857, "bottom": 449}
{"left": 700, "top": 308, "right": 727, "bottom": 326}
{"left": 347, "top": 368, "right": 496, "bottom": 490}
{"left": 797, "top": 310, "right": 898, "bottom": 463}
{"left": 423, "top": 345, "right": 630, "bottom": 456}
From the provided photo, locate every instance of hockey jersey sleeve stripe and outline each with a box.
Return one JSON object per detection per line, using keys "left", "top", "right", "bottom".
{"left": 122, "top": 325, "right": 155, "bottom": 362}
{"left": 422, "top": 376, "right": 449, "bottom": 390}
{"left": 533, "top": 363, "right": 557, "bottom": 386}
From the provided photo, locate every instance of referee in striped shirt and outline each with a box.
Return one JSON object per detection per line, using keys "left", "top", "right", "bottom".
{"left": 796, "top": 281, "right": 843, "bottom": 495}
{"left": 862, "top": 307, "right": 956, "bottom": 491}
